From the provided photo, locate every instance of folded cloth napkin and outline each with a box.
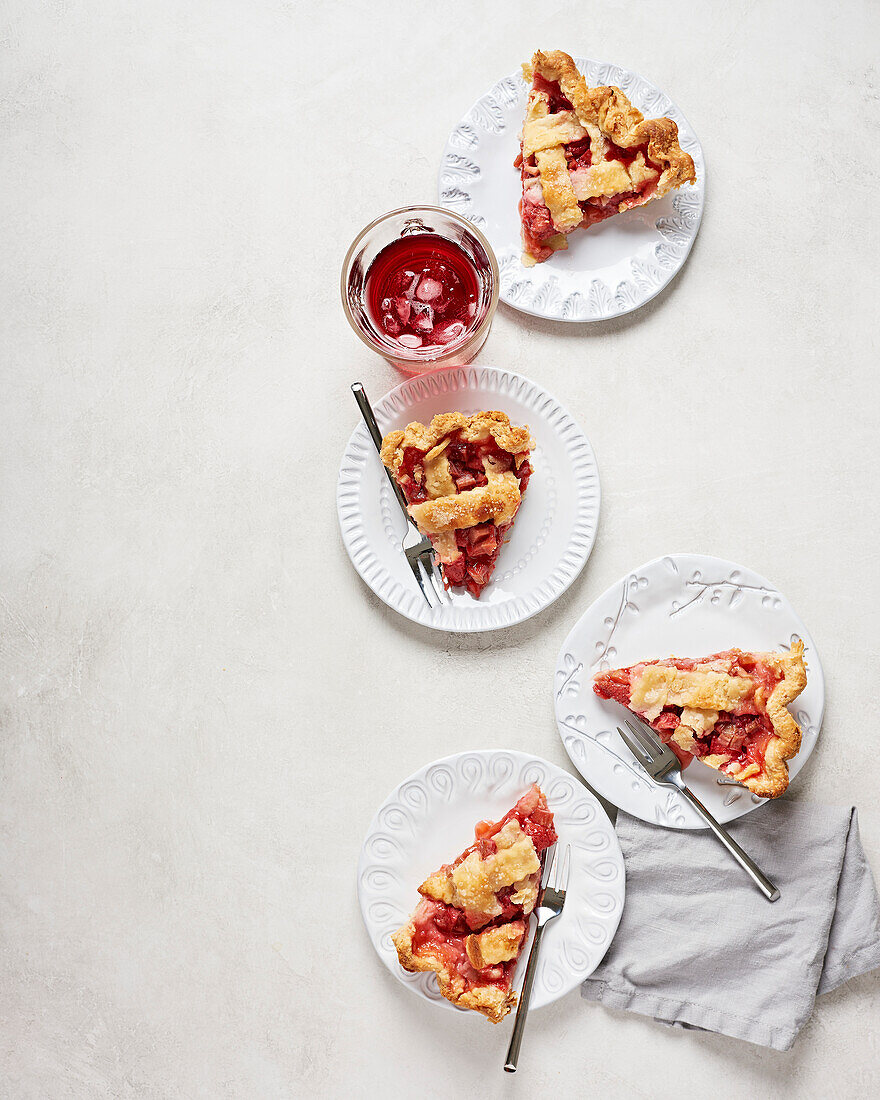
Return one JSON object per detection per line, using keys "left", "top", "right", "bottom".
{"left": 581, "top": 801, "right": 880, "bottom": 1050}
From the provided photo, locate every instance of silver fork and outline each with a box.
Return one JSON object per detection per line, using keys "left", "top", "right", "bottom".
{"left": 351, "top": 383, "right": 446, "bottom": 608}
{"left": 617, "top": 717, "right": 780, "bottom": 902}
{"left": 504, "top": 843, "right": 571, "bottom": 1074}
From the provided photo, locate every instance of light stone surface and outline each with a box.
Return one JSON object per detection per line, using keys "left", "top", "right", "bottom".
{"left": 2, "top": 1, "right": 879, "bottom": 1097}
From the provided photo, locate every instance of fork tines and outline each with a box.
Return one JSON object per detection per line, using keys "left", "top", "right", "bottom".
{"left": 627, "top": 719, "right": 659, "bottom": 759}
{"left": 541, "top": 842, "right": 571, "bottom": 906}
{"left": 617, "top": 718, "right": 679, "bottom": 781}
{"left": 421, "top": 555, "right": 446, "bottom": 606}
{"left": 403, "top": 537, "right": 447, "bottom": 608}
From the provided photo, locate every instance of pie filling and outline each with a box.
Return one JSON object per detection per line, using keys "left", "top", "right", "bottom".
{"left": 396, "top": 785, "right": 557, "bottom": 1018}
{"left": 395, "top": 430, "right": 532, "bottom": 598}
{"left": 593, "top": 651, "right": 785, "bottom": 781}
{"left": 408, "top": 900, "right": 522, "bottom": 992}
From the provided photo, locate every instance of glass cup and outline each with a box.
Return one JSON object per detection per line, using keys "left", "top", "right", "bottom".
{"left": 341, "top": 205, "right": 499, "bottom": 373}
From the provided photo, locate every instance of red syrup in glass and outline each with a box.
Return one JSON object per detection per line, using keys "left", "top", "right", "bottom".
{"left": 365, "top": 233, "right": 482, "bottom": 351}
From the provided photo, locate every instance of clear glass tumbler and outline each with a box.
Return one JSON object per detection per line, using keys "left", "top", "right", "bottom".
{"left": 341, "top": 205, "right": 499, "bottom": 373}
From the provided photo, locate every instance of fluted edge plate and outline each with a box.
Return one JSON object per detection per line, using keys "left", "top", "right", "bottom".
{"left": 337, "top": 366, "right": 600, "bottom": 631}
{"left": 358, "top": 749, "right": 625, "bottom": 1014}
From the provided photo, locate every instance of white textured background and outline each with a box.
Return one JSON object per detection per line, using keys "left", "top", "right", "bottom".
{"left": 2, "top": 1, "right": 879, "bottom": 1097}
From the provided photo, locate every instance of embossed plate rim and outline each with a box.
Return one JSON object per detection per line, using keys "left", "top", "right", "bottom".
{"left": 438, "top": 56, "right": 705, "bottom": 322}
{"left": 337, "top": 365, "right": 600, "bottom": 632}
{"left": 358, "top": 749, "right": 625, "bottom": 1014}
{"left": 554, "top": 553, "right": 826, "bottom": 829}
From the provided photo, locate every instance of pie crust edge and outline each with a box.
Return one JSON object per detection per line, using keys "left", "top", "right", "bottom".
{"left": 380, "top": 411, "right": 534, "bottom": 474}
{"left": 526, "top": 50, "right": 696, "bottom": 196}
{"left": 391, "top": 921, "right": 518, "bottom": 1024}
{"left": 748, "top": 640, "right": 807, "bottom": 797}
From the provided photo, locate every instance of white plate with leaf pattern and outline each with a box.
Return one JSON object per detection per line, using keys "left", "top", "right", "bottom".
{"left": 554, "top": 554, "right": 825, "bottom": 828}
{"left": 358, "top": 750, "right": 625, "bottom": 1015}
{"left": 438, "top": 57, "right": 704, "bottom": 321}
{"left": 338, "top": 365, "right": 600, "bottom": 632}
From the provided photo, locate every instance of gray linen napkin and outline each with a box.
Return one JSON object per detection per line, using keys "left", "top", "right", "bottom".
{"left": 581, "top": 802, "right": 880, "bottom": 1050}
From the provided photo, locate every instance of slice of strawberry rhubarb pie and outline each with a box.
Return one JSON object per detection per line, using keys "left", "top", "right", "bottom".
{"left": 392, "top": 784, "right": 557, "bottom": 1022}
{"left": 593, "top": 642, "right": 807, "bottom": 797}
{"left": 516, "top": 50, "right": 696, "bottom": 265}
{"left": 381, "top": 411, "right": 533, "bottom": 598}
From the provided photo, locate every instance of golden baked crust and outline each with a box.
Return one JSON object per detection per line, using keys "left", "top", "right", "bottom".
{"left": 466, "top": 921, "right": 526, "bottom": 969}
{"left": 737, "top": 641, "right": 805, "bottom": 797}
{"left": 527, "top": 50, "right": 696, "bottom": 194}
{"left": 408, "top": 477, "right": 520, "bottom": 536}
{"left": 596, "top": 642, "right": 807, "bottom": 798}
{"left": 518, "top": 50, "right": 696, "bottom": 263}
{"left": 380, "top": 411, "right": 533, "bottom": 473}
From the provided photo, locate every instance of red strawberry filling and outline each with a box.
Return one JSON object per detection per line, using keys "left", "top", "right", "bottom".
{"left": 532, "top": 72, "right": 574, "bottom": 112}
{"left": 395, "top": 430, "right": 532, "bottom": 598}
{"left": 564, "top": 136, "right": 593, "bottom": 172}
{"left": 470, "top": 785, "right": 557, "bottom": 853}
{"left": 518, "top": 199, "right": 559, "bottom": 262}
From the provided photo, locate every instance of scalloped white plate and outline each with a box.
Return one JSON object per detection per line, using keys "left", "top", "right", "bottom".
{"left": 337, "top": 366, "right": 600, "bottom": 632}
{"left": 358, "top": 750, "right": 625, "bottom": 1014}
{"left": 554, "top": 554, "right": 825, "bottom": 829}
{"left": 438, "top": 57, "right": 705, "bottom": 321}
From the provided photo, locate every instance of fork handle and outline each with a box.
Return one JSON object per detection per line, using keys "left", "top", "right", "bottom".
{"left": 351, "top": 382, "right": 413, "bottom": 520}
{"left": 673, "top": 779, "right": 780, "bottom": 902}
{"left": 503, "top": 921, "right": 546, "bottom": 1073}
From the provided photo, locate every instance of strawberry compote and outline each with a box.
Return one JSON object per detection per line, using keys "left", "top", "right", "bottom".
{"left": 365, "top": 234, "right": 482, "bottom": 351}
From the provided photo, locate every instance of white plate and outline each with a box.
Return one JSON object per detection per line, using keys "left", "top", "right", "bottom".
{"left": 438, "top": 57, "right": 705, "bottom": 322}
{"left": 554, "top": 554, "right": 825, "bottom": 828}
{"left": 337, "top": 366, "right": 600, "bottom": 632}
{"left": 358, "top": 750, "right": 625, "bottom": 1014}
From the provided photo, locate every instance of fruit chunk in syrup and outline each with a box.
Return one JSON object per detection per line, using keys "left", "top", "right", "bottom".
{"left": 366, "top": 234, "right": 480, "bottom": 350}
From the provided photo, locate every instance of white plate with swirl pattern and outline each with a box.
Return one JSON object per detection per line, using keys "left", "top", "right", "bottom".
{"left": 338, "top": 366, "right": 600, "bottom": 632}
{"left": 555, "top": 554, "right": 825, "bottom": 829}
{"left": 358, "top": 750, "right": 625, "bottom": 1014}
{"left": 438, "top": 57, "right": 704, "bottom": 321}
